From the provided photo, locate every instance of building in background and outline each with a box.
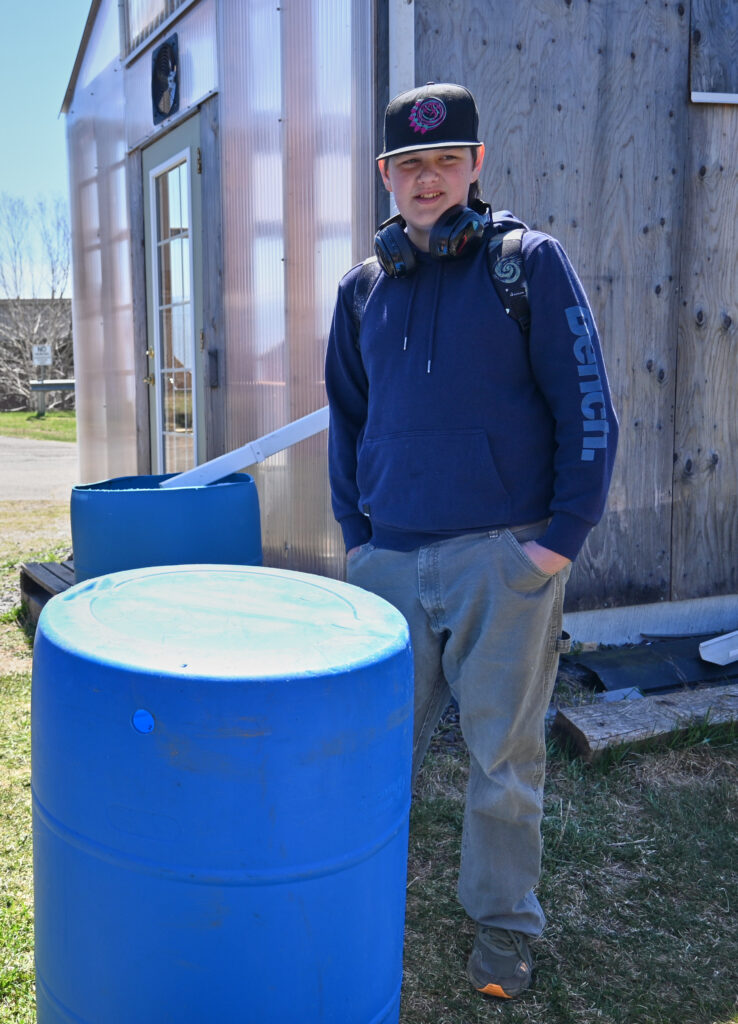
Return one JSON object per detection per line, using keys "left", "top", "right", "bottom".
{"left": 63, "top": 0, "right": 373, "bottom": 581}
{"left": 63, "top": 0, "right": 738, "bottom": 631}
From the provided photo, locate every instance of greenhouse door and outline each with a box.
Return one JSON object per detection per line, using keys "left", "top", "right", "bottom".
{"left": 143, "top": 115, "right": 204, "bottom": 474}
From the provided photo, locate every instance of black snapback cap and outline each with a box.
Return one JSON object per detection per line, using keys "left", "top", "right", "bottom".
{"left": 377, "top": 82, "right": 482, "bottom": 160}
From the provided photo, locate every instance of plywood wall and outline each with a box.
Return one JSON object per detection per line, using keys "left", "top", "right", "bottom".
{"left": 415, "top": 0, "right": 737, "bottom": 611}
{"left": 672, "top": 101, "right": 738, "bottom": 600}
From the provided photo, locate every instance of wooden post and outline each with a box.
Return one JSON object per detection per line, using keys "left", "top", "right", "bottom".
{"left": 38, "top": 366, "right": 46, "bottom": 417}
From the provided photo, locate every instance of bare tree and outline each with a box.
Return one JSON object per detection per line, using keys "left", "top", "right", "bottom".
{"left": 0, "top": 193, "right": 73, "bottom": 410}
{"left": 0, "top": 195, "right": 32, "bottom": 299}
{"left": 37, "top": 197, "right": 71, "bottom": 302}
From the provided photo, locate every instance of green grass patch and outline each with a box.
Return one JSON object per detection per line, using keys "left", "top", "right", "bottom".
{"left": 0, "top": 410, "right": 76, "bottom": 443}
{"left": 0, "top": 503, "right": 72, "bottom": 671}
{"left": 402, "top": 735, "right": 738, "bottom": 1024}
{"left": 0, "top": 606, "right": 24, "bottom": 626}
{"left": 0, "top": 672, "right": 34, "bottom": 1023}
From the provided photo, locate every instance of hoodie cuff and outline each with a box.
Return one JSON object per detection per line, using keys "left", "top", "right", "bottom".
{"left": 539, "top": 512, "right": 593, "bottom": 562}
{"left": 340, "top": 514, "right": 373, "bottom": 552}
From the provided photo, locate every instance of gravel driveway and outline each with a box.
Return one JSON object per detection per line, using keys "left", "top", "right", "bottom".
{"left": 0, "top": 436, "right": 79, "bottom": 501}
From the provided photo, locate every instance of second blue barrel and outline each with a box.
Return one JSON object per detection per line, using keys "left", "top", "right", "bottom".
{"left": 70, "top": 473, "right": 262, "bottom": 582}
{"left": 32, "top": 564, "right": 413, "bottom": 1024}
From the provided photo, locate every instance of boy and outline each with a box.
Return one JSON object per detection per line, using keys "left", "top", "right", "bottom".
{"left": 325, "top": 82, "right": 618, "bottom": 999}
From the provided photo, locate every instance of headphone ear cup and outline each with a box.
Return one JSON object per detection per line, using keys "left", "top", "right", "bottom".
{"left": 374, "top": 222, "right": 416, "bottom": 278}
{"left": 429, "top": 204, "right": 485, "bottom": 260}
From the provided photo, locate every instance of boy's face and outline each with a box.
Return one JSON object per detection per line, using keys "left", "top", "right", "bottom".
{"left": 379, "top": 145, "right": 485, "bottom": 251}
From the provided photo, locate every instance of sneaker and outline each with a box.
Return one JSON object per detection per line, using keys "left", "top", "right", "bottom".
{"left": 467, "top": 926, "right": 534, "bottom": 999}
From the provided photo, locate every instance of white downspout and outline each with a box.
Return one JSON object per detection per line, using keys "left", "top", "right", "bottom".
{"left": 388, "top": 0, "right": 415, "bottom": 217}
{"left": 389, "top": 0, "right": 415, "bottom": 99}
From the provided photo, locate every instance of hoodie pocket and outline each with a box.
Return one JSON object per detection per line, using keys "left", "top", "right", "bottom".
{"left": 357, "top": 429, "right": 512, "bottom": 532}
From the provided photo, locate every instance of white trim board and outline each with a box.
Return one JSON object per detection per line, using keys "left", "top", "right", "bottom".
{"left": 691, "top": 92, "right": 738, "bottom": 105}
{"left": 387, "top": 0, "right": 414, "bottom": 218}
{"left": 389, "top": 0, "right": 415, "bottom": 99}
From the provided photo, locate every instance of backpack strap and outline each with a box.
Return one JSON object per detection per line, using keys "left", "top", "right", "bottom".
{"left": 486, "top": 225, "right": 530, "bottom": 336}
{"left": 351, "top": 256, "right": 382, "bottom": 344}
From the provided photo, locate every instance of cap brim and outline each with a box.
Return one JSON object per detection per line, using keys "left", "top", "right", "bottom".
{"left": 376, "top": 140, "right": 483, "bottom": 161}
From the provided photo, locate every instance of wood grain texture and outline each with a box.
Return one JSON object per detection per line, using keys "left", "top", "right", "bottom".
{"left": 672, "top": 102, "right": 738, "bottom": 600}
{"left": 414, "top": 1, "right": 708, "bottom": 610}
{"left": 690, "top": 0, "right": 738, "bottom": 95}
{"left": 553, "top": 682, "right": 738, "bottom": 760}
{"left": 20, "top": 561, "right": 75, "bottom": 627}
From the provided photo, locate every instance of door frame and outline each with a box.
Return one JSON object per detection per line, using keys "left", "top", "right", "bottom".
{"left": 142, "top": 113, "right": 204, "bottom": 473}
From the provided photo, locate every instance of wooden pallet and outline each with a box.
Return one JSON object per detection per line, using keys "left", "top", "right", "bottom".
{"left": 20, "top": 560, "right": 75, "bottom": 626}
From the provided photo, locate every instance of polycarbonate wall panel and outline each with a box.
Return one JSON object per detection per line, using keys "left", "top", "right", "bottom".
{"left": 66, "top": 0, "right": 138, "bottom": 483}
{"left": 125, "top": 0, "right": 217, "bottom": 150}
{"left": 127, "top": 0, "right": 189, "bottom": 50}
{"left": 219, "top": 0, "right": 374, "bottom": 578}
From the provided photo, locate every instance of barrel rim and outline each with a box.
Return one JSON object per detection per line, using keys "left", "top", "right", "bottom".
{"left": 71, "top": 472, "right": 256, "bottom": 493}
{"left": 36, "top": 563, "right": 412, "bottom": 681}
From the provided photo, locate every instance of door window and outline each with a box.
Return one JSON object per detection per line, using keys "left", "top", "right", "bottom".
{"left": 154, "top": 156, "right": 195, "bottom": 472}
{"left": 143, "top": 116, "right": 202, "bottom": 474}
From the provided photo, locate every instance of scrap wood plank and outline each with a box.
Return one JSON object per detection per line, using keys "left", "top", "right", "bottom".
{"left": 19, "top": 561, "right": 76, "bottom": 628}
{"left": 21, "top": 561, "right": 75, "bottom": 595}
{"left": 552, "top": 683, "right": 738, "bottom": 760}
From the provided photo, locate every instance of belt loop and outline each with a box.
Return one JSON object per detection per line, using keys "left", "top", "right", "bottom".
{"left": 555, "top": 630, "right": 572, "bottom": 654}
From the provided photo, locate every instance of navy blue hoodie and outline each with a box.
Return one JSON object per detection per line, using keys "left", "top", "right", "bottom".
{"left": 325, "top": 215, "right": 618, "bottom": 561}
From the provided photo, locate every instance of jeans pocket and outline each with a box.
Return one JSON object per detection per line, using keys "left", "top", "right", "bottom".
{"left": 347, "top": 541, "right": 374, "bottom": 560}
{"left": 503, "top": 529, "right": 555, "bottom": 581}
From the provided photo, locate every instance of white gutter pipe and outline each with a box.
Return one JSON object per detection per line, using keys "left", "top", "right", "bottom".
{"left": 159, "top": 406, "right": 330, "bottom": 488}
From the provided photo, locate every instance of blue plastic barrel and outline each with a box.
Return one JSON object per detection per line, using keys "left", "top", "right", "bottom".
{"left": 32, "top": 564, "right": 413, "bottom": 1024}
{"left": 70, "top": 473, "right": 262, "bottom": 582}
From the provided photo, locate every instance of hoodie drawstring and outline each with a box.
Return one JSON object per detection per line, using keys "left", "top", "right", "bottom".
{"left": 402, "top": 273, "right": 419, "bottom": 352}
{"left": 426, "top": 264, "right": 443, "bottom": 374}
{"left": 401, "top": 263, "right": 443, "bottom": 374}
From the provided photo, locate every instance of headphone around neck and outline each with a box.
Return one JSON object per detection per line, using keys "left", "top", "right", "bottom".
{"left": 374, "top": 200, "right": 490, "bottom": 278}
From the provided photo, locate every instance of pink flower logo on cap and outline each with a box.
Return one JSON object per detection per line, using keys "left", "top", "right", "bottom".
{"left": 409, "top": 97, "right": 447, "bottom": 134}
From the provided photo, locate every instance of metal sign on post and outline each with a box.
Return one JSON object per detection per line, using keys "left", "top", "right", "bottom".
{"left": 32, "top": 344, "right": 52, "bottom": 415}
{"left": 33, "top": 344, "right": 53, "bottom": 367}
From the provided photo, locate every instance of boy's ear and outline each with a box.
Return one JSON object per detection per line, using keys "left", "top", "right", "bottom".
{"left": 379, "top": 158, "right": 393, "bottom": 193}
{"left": 472, "top": 143, "right": 486, "bottom": 180}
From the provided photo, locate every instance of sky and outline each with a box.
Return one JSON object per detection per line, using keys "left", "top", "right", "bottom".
{"left": 0, "top": 0, "right": 93, "bottom": 213}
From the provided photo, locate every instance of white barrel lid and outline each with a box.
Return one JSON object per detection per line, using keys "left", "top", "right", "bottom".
{"left": 41, "top": 564, "right": 410, "bottom": 681}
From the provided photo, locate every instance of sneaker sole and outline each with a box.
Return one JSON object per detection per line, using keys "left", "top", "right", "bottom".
{"left": 475, "top": 982, "right": 514, "bottom": 999}
{"left": 468, "top": 965, "right": 531, "bottom": 999}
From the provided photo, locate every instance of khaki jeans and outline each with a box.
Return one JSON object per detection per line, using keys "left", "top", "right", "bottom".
{"left": 347, "top": 527, "right": 570, "bottom": 936}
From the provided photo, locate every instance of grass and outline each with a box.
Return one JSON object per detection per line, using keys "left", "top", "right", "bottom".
{"left": 0, "top": 673, "right": 34, "bottom": 1024}
{"left": 0, "top": 410, "right": 76, "bottom": 443}
{"left": 0, "top": 501, "right": 71, "bottom": 1023}
{"left": 1, "top": 693, "right": 735, "bottom": 1024}
{"left": 402, "top": 738, "right": 738, "bottom": 1024}
{"left": 0, "top": 505, "right": 736, "bottom": 1023}
{"left": 0, "top": 503, "right": 72, "bottom": 644}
